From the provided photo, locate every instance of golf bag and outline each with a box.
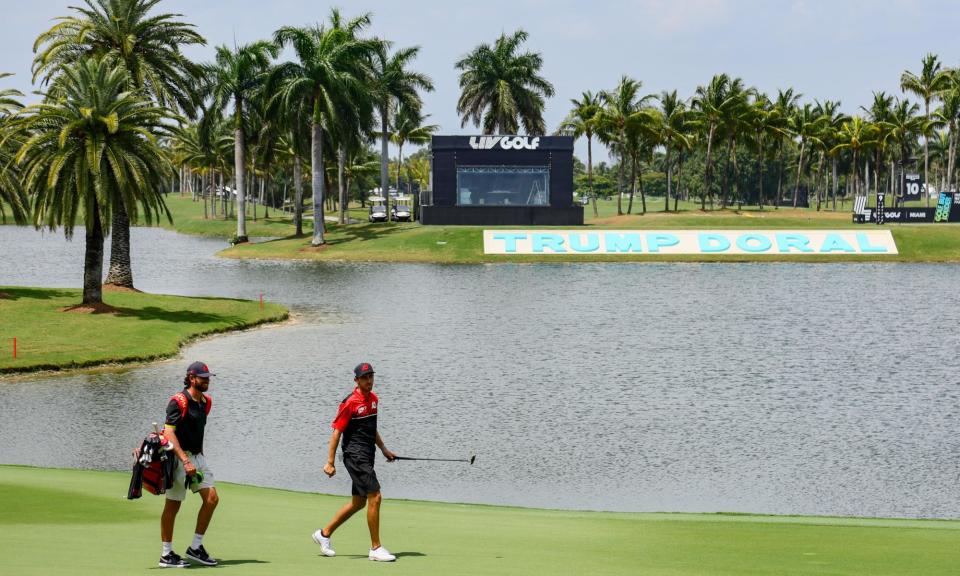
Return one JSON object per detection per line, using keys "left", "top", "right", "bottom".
{"left": 127, "top": 431, "right": 175, "bottom": 499}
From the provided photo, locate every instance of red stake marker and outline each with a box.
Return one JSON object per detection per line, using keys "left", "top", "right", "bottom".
{"left": 259, "top": 292, "right": 263, "bottom": 310}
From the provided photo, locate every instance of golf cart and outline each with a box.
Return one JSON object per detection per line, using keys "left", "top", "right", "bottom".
{"left": 368, "top": 196, "right": 388, "bottom": 223}
{"left": 391, "top": 204, "right": 412, "bottom": 222}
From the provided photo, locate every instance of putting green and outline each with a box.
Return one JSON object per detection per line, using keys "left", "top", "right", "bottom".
{"left": 0, "top": 465, "right": 957, "bottom": 575}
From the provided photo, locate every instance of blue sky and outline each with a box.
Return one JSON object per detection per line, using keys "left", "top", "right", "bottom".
{"left": 3, "top": 1, "right": 959, "bottom": 162}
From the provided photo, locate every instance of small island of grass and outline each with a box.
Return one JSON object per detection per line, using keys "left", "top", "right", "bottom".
{"left": 0, "top": 287, "right": 288, "bottom": 375}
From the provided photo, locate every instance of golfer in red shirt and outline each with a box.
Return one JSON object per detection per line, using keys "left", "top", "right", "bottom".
{"left": 312, "top": 362, "right": 398, "bottom": 562}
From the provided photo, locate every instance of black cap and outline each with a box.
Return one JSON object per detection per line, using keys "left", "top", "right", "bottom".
{"left": 354, "top": 362, "right": 375, "bottom": 378}
{"left": 186, "top": 361, "right": 215, "bottom": 378}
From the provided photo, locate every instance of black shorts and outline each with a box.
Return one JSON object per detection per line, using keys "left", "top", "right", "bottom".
{"left": 343, "top": 456, "right": 380, "bottom": 496}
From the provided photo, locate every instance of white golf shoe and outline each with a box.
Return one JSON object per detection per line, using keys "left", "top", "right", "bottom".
{"left": 311, "top": 529, "right": 336, "bottom": 557}
{"left": 368, "top": 546, "right": 396, "bottom": 562}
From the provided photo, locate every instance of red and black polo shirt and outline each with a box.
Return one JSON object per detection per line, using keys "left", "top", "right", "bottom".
{"left": 332, "top": 388, "right": 378, "bottom": 461}
{"left": 165, "top": 391, "right": 210, "bottom": 455}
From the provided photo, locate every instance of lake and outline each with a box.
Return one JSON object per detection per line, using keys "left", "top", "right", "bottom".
{"left": 1, "top": 225, "right": 958, "bottom": 517}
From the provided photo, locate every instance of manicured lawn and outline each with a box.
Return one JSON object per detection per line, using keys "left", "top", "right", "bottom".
{"left": 0, "top": 287, "right": 288, "bottom": 374}
{"left": 0, "top": 465, "right": 956, "bottom": 575}
{"left": 220, "top": 218, "right": 960, "bottom": 263}
{"left": 154, "top": 194, "right": 301, "bottom": 238}
{"left": 11, "top": 195, "right": 958, "bottom": 263}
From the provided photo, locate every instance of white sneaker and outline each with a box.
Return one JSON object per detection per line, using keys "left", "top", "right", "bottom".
{"left": 311, "top": 529, "right": 336, "bottom": 557}
{"left": 368, "top": 546, "right": 396, "bottom": 562}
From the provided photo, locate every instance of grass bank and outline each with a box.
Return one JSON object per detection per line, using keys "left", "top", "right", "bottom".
{"left": 13, "top": 195, "right": 956, "bottom": 262}
{"left": 0, "top": 287, "right": 288, "bottom": 375}
{"left": 220, "top": 216, "right": 960, "bottom": 263}
{"left": 0, "top": 465, "right": 957, "bottom": 575}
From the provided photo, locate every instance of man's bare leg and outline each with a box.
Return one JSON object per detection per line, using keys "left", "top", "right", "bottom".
{"left": 366, "top": 491, "right": 382, "bottom": 549}
{"left": 195, "top": 487, "right": 219, "bottom": 535}
{"left": 323, "top": 494, "right": 366, "bottom": 537}
{"left": 161, "top": 499, "right": 182, "bottom": 542}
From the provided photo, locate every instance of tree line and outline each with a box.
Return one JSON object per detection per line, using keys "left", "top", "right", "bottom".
{"left": 557, "top": 56, "right": 960, "bottom": 218}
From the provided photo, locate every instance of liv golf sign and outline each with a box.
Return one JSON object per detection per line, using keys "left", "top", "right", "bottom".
{"left": 483, "top": 230, "right": 899, "bottom": 255}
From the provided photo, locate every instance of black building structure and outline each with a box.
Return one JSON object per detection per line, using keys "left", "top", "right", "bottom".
{"left": 420, "top": 135, "right": 583, "bottom": 225}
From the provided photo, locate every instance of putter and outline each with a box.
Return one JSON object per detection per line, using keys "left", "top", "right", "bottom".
{"left": 393, "top": 455, "right": 476, "bottom": 465}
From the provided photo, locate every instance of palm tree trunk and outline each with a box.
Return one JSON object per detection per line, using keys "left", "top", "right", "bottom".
{"left": 616, "top": 150, "right": 625, "bottom": 215}
{"left": 704, "top": 124, "right": 717, "bottom": 210}
{"left": 730, "top": 138, "right": 743, "bottom": 210}
{"left": 82, "top": 203, "right": 105, "bottom": 305}
{"left": 380, "top": 105, "right": 391, "bottom": 221}
{"left": 665, "top": 144, "right": 671, "bottom": 212}
{"left": 757, "top": 134, "right": 765, "bottom": 209}
{"left": 776, "top": 140, "right": 784, "bottom": 209}
{"left": 948, "top": 122, "right": 957, "bottom": 192}
{"left": 675, "top": 151, "right": 683, "bottom": 212}
{"left": 721, "top": 136, "right": 732, "bottom": 209}
{"left": 924, "top": 100, "right": 930, "bottom": 207}
{"left": 338, "top": 145, "right": 347, "bottom": 225}
{"left": 311, "top": 120, "right": 326, "bottom": 246}
{"left": 263, "top": 177, "right": 269, "bottom": 218}
{"left": 103, "top": 201, "right": 134, "bottom": 288}
{"left": 588, "top": 135, "right": 598, "bottom": 217}
{"left": 832, "top": 157, "right": 838, "bottom": 211}
{"left": 396, "top": 142, "right": 404, "bottom": 214}
{"left": 627, "top": 152, "right": 637, "bottom": 214}
{"left": 235, "top": 124, "right": 248, "bottom": 243}
{"left": 638, "top": 159, "right": 647, "bottom": 215}
{"left": 294, "top": 155, "right": 303, "bottom": 236}
{"left": 251, "top": 163, "right": 258, "bottom": 222}
{"left": 792, "top": 140, "right": 806, "bottom": 208}
{"left": 865, "top": 157, "right": 871, "bottom": 199}
{"left": 814, "top": 153, "right": 825, "bottom": 211}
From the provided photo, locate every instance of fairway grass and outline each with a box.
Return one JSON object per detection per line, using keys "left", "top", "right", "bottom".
{"left": 0, "top": 466, "right": 957, "bottom": 575}
{"left": 0, "top": 287, "right": 288, "bottom": 374}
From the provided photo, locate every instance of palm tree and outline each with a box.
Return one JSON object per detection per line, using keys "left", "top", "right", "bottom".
{"left": 692, "top": 74, "right": 741, "bottom": 210}
{"left": 789, "top": 103, "right": 825, "bottom": 207}
{"left": 656, "top": 90, "right": 691, "bottom": 212}
{"left": 930, "top": 130, "right": 950, "bottom": 194}
{"left": 32, "top": 0, "right": 204, "bottom": 289}
{"left": 936, "top": 75, "right": 960, "bottom": 192}
{"left": 391, "top": 104, "right": 437, "bottom": 219}
{"left": 901, "top": 53, "right": 951, "bottom": 206}
{"left": 831, "top": 116, "right": 878, "bottom": 199}
{"left": 206, "top": 41, "right": 278, "bottom": 244}
{"left": 0, "top": 74, "right": 27, "bottom": 224}
{"left": 455, "top": 29, "right": 555, "bottom": 135}
{"left": 745, "top": 92, "right": 774, "bottom": 208}
{"left": 816, "top": 100, "right": 848, "bottom": 210}
{"left": 862, "top": 92, "right": 894, "bottom": 197}
{"left": 717, "top": 81, "right": 751, "bottom": 208}
{"left": 771, "top": 88, "right": 801, "bottom": 208}
{"left": 557, "top": 91, "right": 602, "bottom": 216}
{"left": 273, "top": 11, "right": 377, "bottom": 246}
{"left": 370, "top": 42, "right": 433, "bottom": 221}
{"left": 623, "top": 107, "right": 659, "bottom": 214}
{"left": 884, "top": 98, "right": 923, "bottom": 199}
{"left": 599, "top": 76, "right": 650, "bottom": 215}
{"left": 16, "top": 58, "right": 174, "bottom": 305}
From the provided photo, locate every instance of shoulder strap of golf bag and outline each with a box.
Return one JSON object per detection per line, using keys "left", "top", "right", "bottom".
{"left": 172, "top": 391, "right": 212, "bottom": 419}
